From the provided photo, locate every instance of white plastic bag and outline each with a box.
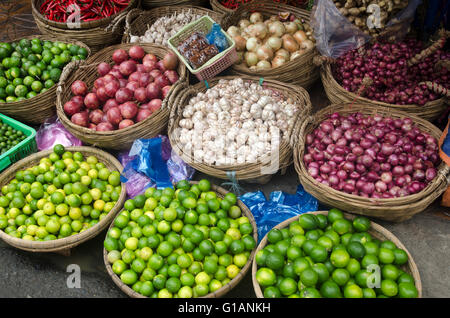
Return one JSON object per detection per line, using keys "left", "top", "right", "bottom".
{"left": 311, "top": 0, "right": 422, "bottom": 58}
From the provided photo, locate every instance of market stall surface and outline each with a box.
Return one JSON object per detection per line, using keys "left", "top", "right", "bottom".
{"left": 0, "top": 1, "right": 449, "bottom": 299}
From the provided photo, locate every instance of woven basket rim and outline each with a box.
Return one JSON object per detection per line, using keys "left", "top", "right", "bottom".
{"left": 292, "top": 103, "right": 449, "bottom": 221}
{"left": 0, "top": 146, "right": 126, "bottom": 252}
{"left": 251, "top": 210, "right": 423, "bottom": 298}
{"left": 168, "top": 75, "right": 312, "bottom": 181}
{"left": 31, "top": 0, "right": 139, "bottom": 30}
{"left": 103, "top": 181, "right": 259, "bottom": 298}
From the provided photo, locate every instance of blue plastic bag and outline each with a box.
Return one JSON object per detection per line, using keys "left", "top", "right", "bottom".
{"left": 206, "top": 23, "right": 229, "bottom": 52}
{"left": 239, "top": 185, "right": 318, "bottom": 242}
{"left": 119, "top": 136, "right": 195, "bottom": 197}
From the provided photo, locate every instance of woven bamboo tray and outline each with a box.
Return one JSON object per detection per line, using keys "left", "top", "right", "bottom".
{"left": 0, "top": 35, "right": 91, "bottom": 125}
{"left": 293, "top": 103, "right": 450, "bottom": 222}
{"left": 252, "top": 210, "right": 422, "bottom": 298}
{"left": 320, "top": 62, "right": 448, "bottom": 122}
{"left": 56, "top": 43, "right": 187, "bottom": 150}
{"left": 168, "top": 75, "right": 312, "bottom": 184}
{"left": 0, "top": 146, "right": 126, "bottom": 255}
{"left": 103, "top": 181, "right": 258, "bottom": 298}
{"left": 221, "top": 0, "right": 319, "bottom": 89}
{"left": 141, "top": 0, "right": 208, "bottom": 10}
{"left": 122, "top": 6, "right": 225, "bottom": 44}
{"left": 31, "top": 0, "right": 139, "bottom": 53}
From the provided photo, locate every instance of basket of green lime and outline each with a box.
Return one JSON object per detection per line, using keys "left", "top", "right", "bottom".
{"left": 103, "top": 179, "right": 258, "bottom": 298}
{"left": 252, "top": 209, "right": 422, "bottom": 298}
{"left": 0, "top": 36, "right": 90, "bottom": 124}
{"left": 0, "top": 144, "right": 126, "bottom": 255}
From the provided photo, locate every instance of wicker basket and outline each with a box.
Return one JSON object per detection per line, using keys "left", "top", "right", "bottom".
{"left": 122, "top": 6, "right": 225, "bottom": 44}
{"left": 141, "top": 0, "right": 209, "bottom": 10}
{"left": 252, "top": 210, "right": 423, "bottom": 298}
{"left": 221, "top": 0, "right": 320, "bottom": 89}
{"left": 319, "top": 60, "right": 448, "bottom": 122}
{"left": 168, "top": 15, "right": 238, "bottom": 81}
{"left": 31, "top": 0, "right": 139, "bottom": 54}
{"left": 56, "top": 43, "right": 187, "bottom": 150}
{"left": 0, "top": 35, "right": 91, "bottom": 125}
{"left": 168, "top": 75, "right": 312, "bottom": 183}
{"left": 210, "top": 0, "right": 234, "bottom": 15}
{"left": 0, "top": 146, "right": 126, "bottom": 255}
{"left": 103, "top": 181, "right": 258, "bottom": 298}
{"left": 293, "top": 103, "right": 450, "bottom": 222}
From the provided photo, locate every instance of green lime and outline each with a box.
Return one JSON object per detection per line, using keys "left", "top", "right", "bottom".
{"left": 298, "top": 214, "right": 318, "bottom": 230}
{"left": 398, "top": 282, "right": 418, "bottom": 298}
{"left": 320, "top": 280, "right": 342, "bottom": 298}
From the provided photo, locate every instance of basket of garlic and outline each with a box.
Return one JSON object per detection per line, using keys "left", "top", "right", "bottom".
{"left": 222, "top": 0, "right": 319, "bottom": 89}
{"left": 168, "top": 76, "right": 312, "bottom": 184}
{"left": 123, "top": 6, "right": 225, "bottom": 46}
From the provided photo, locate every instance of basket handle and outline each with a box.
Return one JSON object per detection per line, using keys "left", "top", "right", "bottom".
{"left": 313, "top": 55, "right": 335, "bottom": 67}
{"left": 106, "top": 6, "right": 130, "bottom": 34}
{"left": 419, "top": 82, "right": 450, "bottom": 98}
{"left": 163, "top": 79, "right": 188, "bottom": 114}
{"left": 435, "top": 60, "right": 450, "bottom": 72}
{"left": 291, "top": 114, "right": 314, "bottom": 150}
{"left": 287, "top": 97, "right": 312, "bottom": 149}
{"left": 123, "top": 8, "right": 143, "bottom": 43}
{"left": 407, "top": 29, "right": 449, "bottom": 67}
{"left": 56, "top": 59, "right": 86, "bottom": 96}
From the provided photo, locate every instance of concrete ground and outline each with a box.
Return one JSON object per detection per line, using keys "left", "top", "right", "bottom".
{"left": 0, "top": 1, "right": 449, "bottom": 299}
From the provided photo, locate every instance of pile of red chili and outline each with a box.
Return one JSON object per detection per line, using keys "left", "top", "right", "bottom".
{"left": 39, "top": 0, "right": 130, "bottom": 23}
{"left": 219, "top": 0, "right": 308, "bottom": 10}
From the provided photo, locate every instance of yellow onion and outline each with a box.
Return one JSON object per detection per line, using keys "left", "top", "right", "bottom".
{"left": 266, "top": 36, "right": 283, "bottom": 51}
{"left": 256, "top": 45, "right": 274, "bottom": 61}
{"left": 268, "top": 21, "right": 285, "bottom": 37}
{"left": 282, "top": 34, "right": 299, "bottom": 53}
{"left": 234, "top": 35, "right": 247, "bottom": 51}
{"left": 275, "top": 48, "right": 290, "bottom": 60}
{"left": 246, "top": 37, "right": 261, "bottom": 52}
{"left": 250, "top": 22, "right": 268, "bottom": 39}
{"left": 290, "top": 50, "right": 305, "bottom": 61}
{"left": 227, "top": 26, "right": 240, "bottom": 38}
{"left": 245, "top": 51, "right": 258, "bottom": 67}
{"left": 256, "top": 60, "right": 272, "bottom": 70}
{"left": 284, "top": 21, "right": 298, "bottom": 34}
{"left": 239, "top": 19, "right": 251, "bottom": 30}
{"left": 300, "top": 40, "right": 314, "bottom": 50}
{"left": 272, "top": 55, "right": 287, "bottom": 68}
{"left": 250, "top": 12, "right": 264, "bottom": 24}
{"left": 293, "top": 30, "right": 307, "bottom": 45}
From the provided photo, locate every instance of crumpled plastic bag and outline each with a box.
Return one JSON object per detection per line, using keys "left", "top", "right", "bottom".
{"left": 119, "top": 135, "right": 195, "bottom": 197}
{"left": 36, "top": 116, "right": 82, "bottom": 150}
{"left": 311, "top": 0, "right": 422, "bottom": 58}
{"left": 239, "top": 184, "right": 318, "bottom": 242}
{"left": 206, "top": 23, "right": 229, "bottom": 52}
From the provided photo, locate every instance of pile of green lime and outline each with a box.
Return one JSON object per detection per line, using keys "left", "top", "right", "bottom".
{"left": 255, "top": 209, "right": 418, "bottom": 298}
{"left": 0, "top": 119, "right": 27, "bottom": 155}
{"left": 0, "top": 39, "right": 88, "bottom": 103}
{"left": 0, "top": 144, "right": 122, "bottom": 241}
{"left": 104, "top": 179, "right": 256, "bottom": 298}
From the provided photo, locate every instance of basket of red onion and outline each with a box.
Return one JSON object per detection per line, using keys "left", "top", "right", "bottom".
{"left": 56, "top": 44, "right": 187, "bottom": 150}
{"left": 318, "top": 35, "right": 449, "bottom": 121}
{"left": 293, "top": 103, "right": 450, "bottom": 222}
